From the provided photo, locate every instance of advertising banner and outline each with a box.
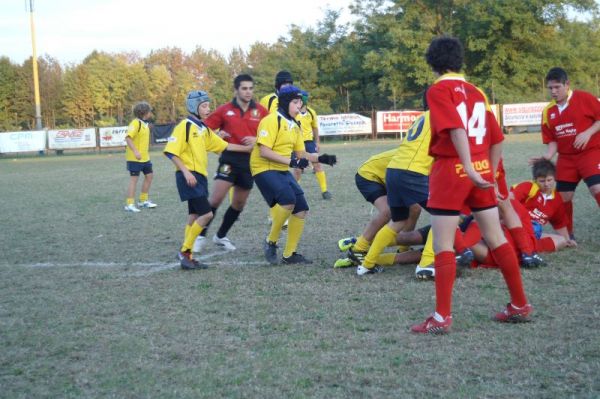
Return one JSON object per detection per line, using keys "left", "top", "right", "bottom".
{"left": 376, "top": 110, "right": 422, "bottom": 133}
{"left": 502, "top": 102, "right": 548, "bottom": 127}
{"left": 99, "top": 126, "right": 128, "bottom": 147}
{"left": 151, "top": 123, "right": 176, "bottom": 144}
{"left": 0, "top": 130, "right": 46, "bottom": 153}
{"left": 317, "top": 114, "right": 372, "bottom": 136}
{"left": 48, "top": 128, "right": 96, "bottom": 149}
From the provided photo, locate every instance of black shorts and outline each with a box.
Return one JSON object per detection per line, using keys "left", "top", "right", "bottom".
{"left": 355, "top": 173, "right": 386, "bottom": 204}
{"left": 386, "top": 169, "right": 429, "bottom": 221}
{"left": 215, "top": 151, "right": 254, "bottom": 190}
{"left": 127, "top": 161, "right": 153, "bottom": 176}
{"left": 175, "top": 171, "right": 208, "bottom": 202}
{"left": 254, "top": 170, "right": 309, "bottom": 213}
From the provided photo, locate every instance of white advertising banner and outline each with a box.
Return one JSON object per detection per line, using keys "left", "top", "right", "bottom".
{"left": 502, "top": 102, "right": 548, "bottom": 127}
{"left": 317, "top": 113, "right": 372, "bottom": 136}
{"left": 99, "top": 126, "right": 128, "bottom": 147}
{"left": 376, "top": 110, "right": 422, "bottom": 133}
{"left": 0, "top": 130, "right": 46, "bottom": 153}
{"left": 48, "top": 128, "right": 96, "bottom": 149}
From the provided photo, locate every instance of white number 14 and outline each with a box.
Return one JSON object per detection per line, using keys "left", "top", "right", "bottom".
{"left": 456, "top": 102, "right": 486, "bottom": 145}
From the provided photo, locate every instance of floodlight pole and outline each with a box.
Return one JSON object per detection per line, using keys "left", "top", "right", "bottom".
{"left": 28, "top": 0, "right": 42, "bottom": 130}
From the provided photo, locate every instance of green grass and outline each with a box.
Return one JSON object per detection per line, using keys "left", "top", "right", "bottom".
{"left": 1, "top": 135, "right": 599, "bottom": 398}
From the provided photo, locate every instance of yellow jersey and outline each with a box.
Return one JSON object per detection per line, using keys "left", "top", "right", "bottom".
{"left": 250, "top": 112, "right": 305, "bottom": 175}
{"left": 259, "top": 93, "right": 279, "bottom": 113}
{"left": 295, "top": 106, "right": 318, "bottom": 141}
{"left": 125, "top": 118, "right": 150, "bottom": 162}
{"left": 357, "top": 149, "right": 396, "bottom": 186}
{"left": 163, "top": 118, "right": 228, "bottom": 176}
{"left": 387, "top": 111, "right": 433, "bottom": 176}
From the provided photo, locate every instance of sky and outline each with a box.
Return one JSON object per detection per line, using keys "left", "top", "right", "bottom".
{"left": 0, "top": 0, "right": 354, "bottom": 65}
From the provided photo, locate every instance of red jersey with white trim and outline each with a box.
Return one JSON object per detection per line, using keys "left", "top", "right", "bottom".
{"left": 427, "top": 73, "right": 504, "bottom": 158}
{"left": 511, "top": 181, "right": 568, "bottom": 229}
{"left": 541, "top": 90, "right": 600, "bottom": 154}
{"left": 204, "top": 99, "right": 269, "bottom": 145}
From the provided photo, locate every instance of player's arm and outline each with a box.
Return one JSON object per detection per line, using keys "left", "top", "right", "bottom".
{"left": 165, "top": 153, "right": 196, "bottom": 187}
{"left": 450, "top": 128, "right": 492, "bottom": 188}
{"left": 573, "top": 120, "right": 600, "bottom": 150}
{"left": 226, "top": 143, "right": 253, "bottom": 153}
{"left": 259, "top": 144, "right": 293, "bottom": 165}
{"left": 125, "top": 136, "right": 141, "bottom": 160}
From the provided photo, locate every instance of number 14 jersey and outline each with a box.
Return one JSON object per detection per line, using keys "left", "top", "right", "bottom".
{"left": 426, "top": 73, "right": 504, "bottom": 158}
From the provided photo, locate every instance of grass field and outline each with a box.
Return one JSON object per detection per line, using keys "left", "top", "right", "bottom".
{"left": 1, "top": 134, "right": 599, "bottom": 398}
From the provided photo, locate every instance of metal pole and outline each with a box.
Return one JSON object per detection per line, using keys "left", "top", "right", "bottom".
{"left": 28, "top": 0, "right": 42, "bottom": 130}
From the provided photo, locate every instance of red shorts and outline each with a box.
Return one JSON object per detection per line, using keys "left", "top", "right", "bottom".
{"left": 428, "top": 154, "right": 497, "bottom": 211}
{"left": 496, "top": 167, "right": 509, "bottom": 199}
{"left": 556, "top": 147, "right": 600, "bottom": 183}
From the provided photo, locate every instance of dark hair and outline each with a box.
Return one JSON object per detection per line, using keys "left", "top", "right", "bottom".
{"left": 275, "top": 70, "right": 293, "bottom": 90}
{"left": 532, "top": 159, "right": 556, "bottom": 179}
{"left": 422, "top": 87, "right": 429, "bottom": 110}
{"left": 234, "top": 74, "right": 254, "bottom": 90}
{"left": 425, "top": 36, "right": 464, "bottom": 74}
{"left": 133, "top": 101, "right": 152, "bottom": 119}
{"left": 545, "top": 67, "right": 568, "bottom": 84}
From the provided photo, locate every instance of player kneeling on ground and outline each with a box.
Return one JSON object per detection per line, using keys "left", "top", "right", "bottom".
{"left": 164, "top": 90, "right": 252, "bottom": 270}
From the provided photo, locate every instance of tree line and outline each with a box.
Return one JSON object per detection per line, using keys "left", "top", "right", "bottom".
{"left": 1, "top": 0, "right": 598, "bottom": 131}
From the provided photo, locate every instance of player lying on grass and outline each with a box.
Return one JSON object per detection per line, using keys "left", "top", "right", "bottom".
{"left": 164, "top": 90, "right": 252, "bottom": 270}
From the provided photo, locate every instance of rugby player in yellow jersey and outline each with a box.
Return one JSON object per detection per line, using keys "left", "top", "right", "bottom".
{"left": 251, "top": 85, "right": 337, "bottom": 265}
{"left": 356, "top": 109, "right": 434, "bottom": 275}
{"left": 124, "top": 101, "right": 156, "bottom": 212}
{"left": 259, "top": 70, "right": 293, "bottom": 113}
{"left": 293, "top": 91, "right": 332, "bottom": 199}
{"left": 164, "top": 90, "right": 252, "bottom": 270}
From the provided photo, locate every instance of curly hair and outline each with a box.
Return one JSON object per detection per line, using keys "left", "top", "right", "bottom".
{"left": 425, "top": 36, "right": 464, "bottom": 74}
{"left": 132, "top": 101, "right": 152, "bottom": 119}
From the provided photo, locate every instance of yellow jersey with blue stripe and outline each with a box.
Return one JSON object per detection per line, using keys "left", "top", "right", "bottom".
{"left": 250, "top": 112, "right": 305, "bottom": 175}
{"left": 259, "top": 93, "right": 279, "bottom": 113}
{"left": 125, "top": 118, "right": 150, "bottom": 162}
{"left": 357, "top": 149, "right": 396, "bottom": 186}
{"left": 163, "top": 118, "right": 228, "bottom": 176}
{"left": 295, "top": 106, "right": 318, "bottom": 141}
{"left": 387, "top": 111, "right": 433, "bottom": 176}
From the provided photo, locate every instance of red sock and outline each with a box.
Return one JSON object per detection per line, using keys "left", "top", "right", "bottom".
{"left": 463, "top": 223, "right": 482, "bottom": 247}
{"left": 537, "top": 237, "right": 556, "bottom": 253}
{"left": 508, "top": 227, "right": 535, "bottom": 254}
{"left": 595, "top": 193, "right": 600, "bottom": 207}
{"left": 434, "top": 251, "right": 457, "bottom": 318}
{"left": 454, "top": 228, "right": 467, "bottom": 253}
{"left": 563, "top": 200, "right": 574, "bottom": 235}
{"left": 491, "top": 243, "right": 528, "bottom": 307}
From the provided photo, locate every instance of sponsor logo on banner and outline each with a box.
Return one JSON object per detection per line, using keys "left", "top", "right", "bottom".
{"left": 317, "top": 114, "right": 371, "bottom": 136}
{"left": 377, "top": 111, "right": 422, "bottom": 133}
{"left": 48, "top": 128, "right": 96, "bottom": 149}
{"left": 0, "top": 130, "right": 46, "bottom": 153}
{"left": 99, "top": 126, "right": 128, "bottom": 147}
{"left": 502, "top": 102, "right": 548, "bottom": 127}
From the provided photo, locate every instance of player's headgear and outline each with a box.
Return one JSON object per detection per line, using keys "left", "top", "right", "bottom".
{"left": 186, "top": 90, "right": 210, "bottom": 115}
{"left": 278, "top": 85, "right": 303, "bottom": 113}
{"left": 275, "top": 70, "right": 293, "bottom": 90}
{"left": 300, "top": 90, "right": 309, "bottom": 105}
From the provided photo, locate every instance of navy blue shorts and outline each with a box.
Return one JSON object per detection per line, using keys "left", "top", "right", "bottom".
{"left": 127, "top": 161, "right": 153, "bottom": 176}
{"left": 386, "top": 169, "right": 429, "bottom": 221}
{"left": 254, "top": 170, "right": 309, "bottom": 214}
{"left": 175, "top": 171, "right": 208, "bottom": 202}
{"left": 304, "top": 140, "right": 318, "bottom": 154}
{"left": 355, "top": 173, "right": 386, "bottom": 204}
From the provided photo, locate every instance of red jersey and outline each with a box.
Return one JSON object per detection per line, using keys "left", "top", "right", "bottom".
{"left": 204, "top": 99, "right": 268, "bottom": 145}
{"left": 511, "top": 181, "right": 568, "bottom": 229}
{"left": 427, "top": 73, "right": 504, "bottom": 158}
{"left": 541, "top": 90, "right": 600, "bottom": 154}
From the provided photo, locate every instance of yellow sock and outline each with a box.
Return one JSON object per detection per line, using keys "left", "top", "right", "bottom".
{"left": 126, "top": 198, "right": 134, "bottom": 206}
{"left": 397, "top": 244, "right": 410, "bottom": 253}
{"left": 364, "top": 225, "right": 398, "bottom": 267}
{"left": 376, "top": 252, "right": 396, "bottom": 266}
{"left": 139, "top": 192, "right": 148, "bottom": 202}
{"left": 268, "top": 204, "right": 292, "bottom": 243}
{"left": 182, "top": 222, "right": 203, "bottom": 252}
{"left": 283, "top": 215, "right": 305, "bottom": 257}
{"left": 228, "top": 187, "right": 234, "bottom": 204}
{"left": 354, "top": 235, "right": 371, "bottom": 252}
{"left": 315, "top": 171, "right": 327, "bottom": 192}
{"left": 418, "top": 229, "right": 434, "bottom": 267}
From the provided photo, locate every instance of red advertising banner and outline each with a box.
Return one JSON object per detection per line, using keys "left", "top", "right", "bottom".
{"left": 376, "top": 110, "right": 423, "bottom": 133}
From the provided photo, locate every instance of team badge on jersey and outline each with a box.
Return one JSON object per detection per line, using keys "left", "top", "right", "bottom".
{"left": 251, "top": 109, "right": 260, "bottom": 118}
{"left": 226, "top": 110, "right": 235, "bottom": 116}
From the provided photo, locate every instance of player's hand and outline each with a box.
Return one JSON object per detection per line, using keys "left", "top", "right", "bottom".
{"left": 566, "top": 239, "right": 578, "bottom": 248}
{"left": 466, "top": 169, "right": 493, "bottom": 189}
{"left": 134, "top": 151, "right": 142, "bottom": 160}
{"left": 183, "top": 170, "right": 197, "bottom": 187}
{"left": 241, "top": 136, "right": 256, "bottom": 146}
{"left": 290, "top": 158, "right": 309, "bottom": 169}
{"left": 573, "top": 130, "right": 592, "bottom": 150}
{"left": 318, "top": 153, "right": 337, "bottom": 166}
{"left": 219, "top": 130, "right": 231, "bottom": 139}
